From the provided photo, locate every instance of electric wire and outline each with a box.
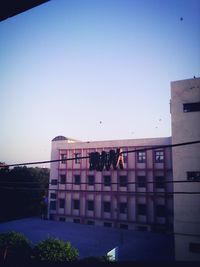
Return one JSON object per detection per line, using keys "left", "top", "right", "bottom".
{"left": 0, "top": 180, "right": 199, "bottom": 186}
{"left": 0, "top": 186, "right": 200, "bottom": 194}
{"left": 1, "top": 140, "right": 200, "bottom": 168}
{"left": 0, "top": 140, "right": 199, "bottom": 193}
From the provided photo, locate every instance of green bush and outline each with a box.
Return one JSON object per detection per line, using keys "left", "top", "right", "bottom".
{"left": 0, "top": 231, "right": 32, "bottom": 263}
{"left": 33, "top": 237, "right": 79, "bottom": 262}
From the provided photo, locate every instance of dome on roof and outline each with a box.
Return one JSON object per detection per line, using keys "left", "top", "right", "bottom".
{"left": 52, "top": 136, "right": 67, "bottom": 141}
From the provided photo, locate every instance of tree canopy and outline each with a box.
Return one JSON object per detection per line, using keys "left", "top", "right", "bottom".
{"left": 0, "top": 166, "right": 49, "bottom": 222}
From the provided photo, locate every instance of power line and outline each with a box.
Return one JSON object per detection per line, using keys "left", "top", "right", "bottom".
{"left": 126, "top": 140, "right": 200, "bottom": 154}
{"left": 0, "top": 186, "right": 200, "bottom": 194}
{"left": 1, "top": 140, "right": 200, "bottom": 168}
{"left": 0, "top": 180, "right": 199, "bottom": 185}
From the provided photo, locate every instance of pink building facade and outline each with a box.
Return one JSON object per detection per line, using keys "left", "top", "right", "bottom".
{"left": 48, "top": 136, "right": 173, "bottom": 232}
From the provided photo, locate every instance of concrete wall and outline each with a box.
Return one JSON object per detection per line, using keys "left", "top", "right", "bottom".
{"left": 171, "top": 77, "right": 200, "bottom": 260}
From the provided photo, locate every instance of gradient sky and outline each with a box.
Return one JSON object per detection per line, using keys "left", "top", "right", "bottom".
{"left": 0, "top": 0, "right": 200, "bottom": 166}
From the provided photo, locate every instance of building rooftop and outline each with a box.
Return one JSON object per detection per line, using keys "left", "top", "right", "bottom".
{"left": 51, "top": 136, "right": 172, "bottom": 149}
{"left": 52, "top": 136, "right": 80, "bottom": 142}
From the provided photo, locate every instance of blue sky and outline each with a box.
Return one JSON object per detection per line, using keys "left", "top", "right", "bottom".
{"left": 0, "top": 0, "right": 200, "bottom": 165}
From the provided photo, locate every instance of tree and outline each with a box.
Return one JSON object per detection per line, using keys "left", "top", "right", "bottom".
{"left": 0, "top": 231, "right": 32, "bottom": 264}
{"left": 33, "top": 237, "right": 79, "bottom": 262}
{"left": 0, "top": 166, "right": 49, "bottom": 222}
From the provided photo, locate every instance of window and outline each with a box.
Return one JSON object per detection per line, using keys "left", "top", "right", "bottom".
{"left": 50, "top": 193, "right": 56, "bottom": 199}
{"left": 103, "top": 201, "right": 111, "bottom": 212}
{"left": 137, "top": 204, "right": 147, "bottom": 216}
{"left": 51, "top": 179, "right": 57, "bottom": 185}
{"left": 59, "top": 199, "right": 65, "bottom": 209}
{"left": 155, "top": 176, "right": 165, "bottom": 188}
{"left": 49, "top": 214, "right": 54, "bottom": 220}
{"left": 120, "top": 202, "right": 127, "bottom": 214}
{"left": 104, "top": 176, "right": 111, "bottom": 186}
{"left": 60, "top": 175, "right": 66, "bottom": 184}
{"left": 59, "top": 217, "right": 65, "bottom": 222}
{"left": 104, "top": 222, "right": 112, "bottom": 227}
{"left": 87, "top": 220, "right": 95, "bottom": 225}
{"left": 73, "top": 199, "right": 80, "bottom": 210}
{"left": 137, "top": 226, "right": 148, "bottom": 232}
{"left": 137, "top": 176, "right": 146, "bottom": 188}
{"left": 88, "top": 175, "right": 95, "bottom": 186}
{"left": 74, "top": 175, "right": 81, "bottom": 185}
{"left": 187, "top": 171, "right": 200, "bottom": 181}
{"left": 137, "top": 151, "right": 146, "bottom": 163}
{"left": 119, "top": 176, "right": 127, "bottom": 187}
{"left": 120, "top": 224, "right": 128, "bottom": 229}
{"left": 155, "top": 150, "right": 164, "bottom": 163}
{"left": 87, "top": 200, "right": 94, "bottom": 211}
{"left": 156, "top": 205, "right": 166, "bottom": 217}
{"left": 75, "top": 153, "right": 81, "bottom": 164}
{"left": 60, "top": 154, "right": 67, "bottom": 164}
{"left": 50, "top": 201, "right": 56, "bottom": 210}
{"left": 189, "top": 243, "right": 200, "bottom": 254}
{"left": 183, "top": 102, "right": 200, "bottom": 113}
{"left": 123, "top": 151, "right": 128, "bottom": 164}
{"left": 73, "top": 218, "right": 80, "bottom": 223}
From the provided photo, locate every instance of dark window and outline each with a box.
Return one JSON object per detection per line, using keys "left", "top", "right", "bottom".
{"left": 155, "top": 150, "right": 164, "bottom": 163}
{"left": 152, "top": 225, "right": 166, "bottom": 233}
{"left": 104, "top": 222, "right": 112, "bottom": 227}
{"left": 51, "top": 179, "right": 57, "bottom": 185}
{"left": 137, "top": 204, "right": 147, "bottom": 215}
{"left": 137, "top": 226, "right": 148, "bottom": 232}
{"left": 60, "top": 175, "right": 66, "bottom": 184}
{"left": 156, "top": 205, "right": 166, "bottom": 217}
{"left": 74, "top": 175, "right": 81, "bottom": 185}
{"left": 73, "top": 199, "right": 80, "bottom": 210}
{"left": 49, "top": 214, "right": 54, "bottom": 220}
{"left": 50, "top": 201, "right": 56, "bottom": 210}
{"left": 119, "top": 202, "right": 127, "bottom": 213}
{"left": 87, "top": 220, "right": 95, "bottom": 225}
{"left": 155, "top": 176, "right": 165, "bottom": 188}
{"left": 137, "top": 151, "right": 146, "bottom": 163}
{"left": 120, "top": 202, "right": 127, "bottom": 214}
{"left": 137, "top": 176, "right": 146, "bottom": 188}
{"left": 75, "top": 153, "right": 81, "bottom": 164}
{"left": 187, "top": 171, "right": 200, "bottom": 181}
{"left": 183, "top": 102, "right": 200, "bottom": 113}
{"left": 60, "top": 154, "right": 67, "bottom": 164}
{"left": 50, "top": 193, "right": 56, "bottom": 199}
{"left": 59, "top": 199, "right": 65, "bottom": 209}
{"left": 73, "top": 218, "right": 80, "bottom": 223}
{"left": 87, "top": 200, "right": 94, "bottom": 211}
{"left": 123, "top": 151, "right": 128, "bottom": 164}
{"left": 103, "top": 201, "right": 111, "bottom": 212}
{"left": 88, "top": 175, "right": 95, "bottom": 186}
{"left": 59, "top": 217, "right": 65, "bottom": 222}
{"left": 119, "top": 176, "right": 127, "bottom": 187}
{"left": 189, "top": 243, "right": 200, "bottom": 254}
{"left": 104, "top": 176, "right": 111, "bottom": 186}
{"left": 120, "top": 224, "right": 128, "bottom": 229}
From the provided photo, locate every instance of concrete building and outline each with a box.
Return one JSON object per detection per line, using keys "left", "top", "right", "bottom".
{"left": 171, "top": 77, "right": 200, "bottom": 260}
{"left": 48, "top": 136, "right": 173, "bottom": 232}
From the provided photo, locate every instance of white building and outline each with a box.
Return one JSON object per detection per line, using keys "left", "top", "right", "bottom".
{"left": 171, "top": 77, "right": 200, "bottom": 260}
{"left": 48, "top": 77, "right": 200, "bottom": 260}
